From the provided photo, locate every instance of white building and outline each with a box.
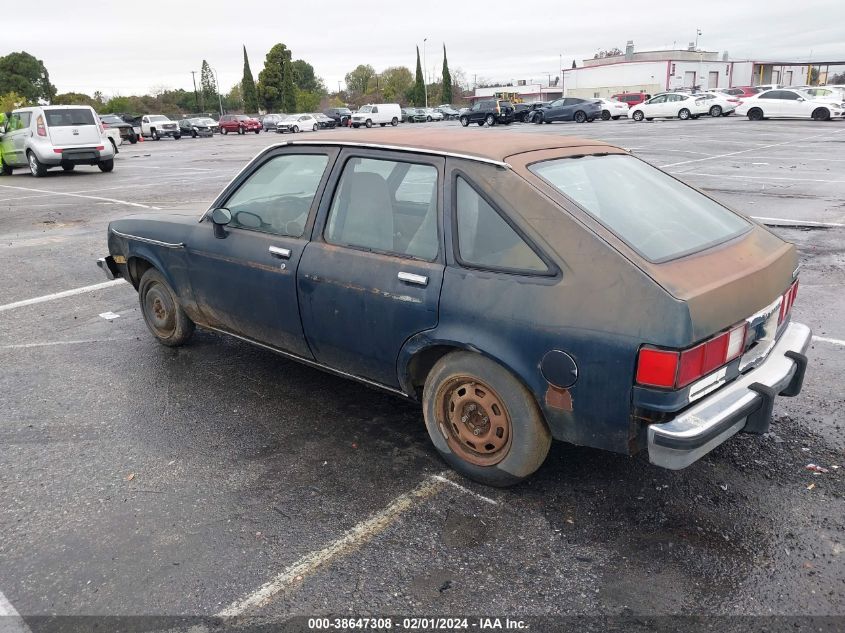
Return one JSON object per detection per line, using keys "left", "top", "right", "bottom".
{"left": 561, "top": 41, "right": 814, "bottom": 98}
{"left": 469, "top": 82, "right": 563, "bottom": 103}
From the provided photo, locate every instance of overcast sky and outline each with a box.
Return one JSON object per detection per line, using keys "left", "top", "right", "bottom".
{"left": 3, "top": 0, "right": 842, "bottom": 97}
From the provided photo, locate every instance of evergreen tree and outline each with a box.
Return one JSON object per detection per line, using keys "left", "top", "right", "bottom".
{"left": 413, "top": 46, "right": 425, "bottom": 106}
{"left": 282, "top": 57, "right": 297, "bottom": 112}
{"left": 241, "top": 46, "right": 258, "bottom": 113}
{"left": 441, "top": 45, "right": 452, "bottom": 105}
{"left": 257, "top": 43, "right": 291, "bottom": 112}
{"left": 200, "top": 60, "right": 217, "bottom": 112}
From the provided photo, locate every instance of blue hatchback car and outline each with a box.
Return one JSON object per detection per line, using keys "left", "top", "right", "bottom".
{"left": 98, "top": 129, "right": 811, "bottom": 486}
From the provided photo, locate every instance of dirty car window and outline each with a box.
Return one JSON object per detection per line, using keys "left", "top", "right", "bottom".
{"left": 224, "top": 154, "right": 329, "bottom": 237}
{"left": 530, "top": 155, "right": 750, "bottom": 262}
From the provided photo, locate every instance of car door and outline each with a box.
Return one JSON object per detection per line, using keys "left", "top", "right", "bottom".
{"left": 298, "top": 148, "right": 445, "bottom": 388}
{"left": 756, "top": 91, "right": 784, "bottom": 117}
{"left": 777, "top": 90, "right": 807, "bottom": 118}
{"left": 641, "top": 95, "right": 665, "bottom": 117}
{"left": 469, "top": 102, "right": 483, "bottom": 123}
{"left": 187, "top": 147, "right": 339, "bottom": 357}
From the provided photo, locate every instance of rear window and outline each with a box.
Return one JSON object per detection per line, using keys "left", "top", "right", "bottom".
{"left": 529, "top": 155, "right": 751, "bottom": 262}
{"left": 43, "top": 108, "right": 96, "bottom": 127}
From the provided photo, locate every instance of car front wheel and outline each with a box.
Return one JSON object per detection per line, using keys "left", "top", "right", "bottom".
{"left": 423, "top": 351, "right": 551, "bottom": 487}
{"left": 138, "top": 268, "right": 195, "bottom": 347}
{"left": 365, "top": 119, "right": 373, "bottom": 128}
{"left": 221, "top": 127, "right": 228, "bottom": 135}
{"left": 460, "top": 116, "right": 469, "bottom": 127}
{"left": 391, "top": 117, "right": 398, "bottom": 126}
{"left": 632, "top": 110, "right": 644, "bottom": 121}
{"left": 812, "top": 107, "right": 831, "bottom": 121}
{"left": 747, "top": 108, "right": 764, "bottom": 121}
{"left": 678, "top": 108, "right": 691, "bottom": 120}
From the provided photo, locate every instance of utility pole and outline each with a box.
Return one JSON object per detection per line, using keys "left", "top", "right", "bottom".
{"left": 337, "top": 80, "right": 342, "bottom": 95}
{"left": 423, "top": 37, "right": 428, "bottom": 108}
{"left": 211, "top": 67, "right": 224, "bottom": 117}
{"left": 190, "top": 71, "right": 199, "bottom": 112}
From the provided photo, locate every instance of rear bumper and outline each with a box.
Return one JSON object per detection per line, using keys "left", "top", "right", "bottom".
{"left": 38, "top": 147, "right": 112, "bottom": 166}
{"left": 647, "top": 321, "right": 811, "bottom": 470}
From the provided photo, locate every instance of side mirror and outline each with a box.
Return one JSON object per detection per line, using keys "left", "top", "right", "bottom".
{"left": 210, "top": 207, "right": 231, "bottom": 239}
{"left": 796, "top": 97, "right": 805, "bottom": 102}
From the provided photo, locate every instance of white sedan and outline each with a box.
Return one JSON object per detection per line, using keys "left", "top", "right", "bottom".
{"left": 736, "top": 89, "right": 844, "bottom": 121}
{"left": 628, "top": 93, "right": 711, "bottom": 121}
{"left": 424, "top": 108, "right": 444, "bottom": 121}
{"left": 697, "top": 92, "right": 739, "bottom": 117}
{"left": 596, "top": 99, "right": 629, "bottom": 120}
{"left": 275, "top": 114, "right": 319, "bottom": 133}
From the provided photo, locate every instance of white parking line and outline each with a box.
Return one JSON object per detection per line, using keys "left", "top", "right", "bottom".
{"left": 431, "top": 474, "right": 498, "bottom": 505}
{"left": 813, "top": 335, "right": 845, "bottom": 347}
{"left": 0, "top": 338, "right": 136, "bottom": 350}
{"left": 217, "top": 475, "right": 446, "bottom": 617}
{"left": 660, "top": 129, "right": 845, "bottom": 168}
{"left": 676, "top": 172, "right": 845, "bottom": 184}
{"left": 752, "top": 217, "right": 845, "bottom": 228}
{"left": 0, "top": 280, "right": 125, "bottom": 314}
{"left": 0, "top": 590, "right": 32, "bottom": 633}
{"left": 0, "top": 184, "right": 160, "bottom": 209}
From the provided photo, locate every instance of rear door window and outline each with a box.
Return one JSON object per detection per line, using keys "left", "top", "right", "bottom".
{"left": 530, "top": 155, "right": 750, "bottom": 262}
{"left": 43, "top": 108, "right": 95, "bottom": 127}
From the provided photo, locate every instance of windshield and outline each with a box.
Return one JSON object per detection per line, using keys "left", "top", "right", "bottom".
{"left": 101, "top": 115, "right": 123, "bottom": 124}
{"left": 358, "top": 106, "right": 373, "bottom": 113}
{"left": 530, "top": 155, "right": 751, "bottom": 262}
{"left": 199, "top": 118, "right": 216, "bottom": 125}
{"left": 149, "top": 115, "right": 169, "bottom": 122}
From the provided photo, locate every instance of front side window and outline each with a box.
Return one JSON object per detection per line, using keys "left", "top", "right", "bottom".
{"left": 455, "top": 177, "right": 547, "bottom": 273}
{"left": 530, "top": 155, "right": 750, "bottom": 262}
{"left": 223, "top": 154, "right": 329, "bottom": 237}
{"left": 325, "top": 157, "right": 439, "bottom": 260}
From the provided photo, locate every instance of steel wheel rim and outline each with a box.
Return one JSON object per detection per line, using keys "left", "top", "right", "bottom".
{"left": 144, "top": 283, "right": 176, "bottom": 338}
{"left": 437, "top": 376, "right": 512, "bottom": 466}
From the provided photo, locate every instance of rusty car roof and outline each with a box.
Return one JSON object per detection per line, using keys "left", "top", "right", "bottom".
{"left": 272, "top": 128, "right": 618, "bottom": 166}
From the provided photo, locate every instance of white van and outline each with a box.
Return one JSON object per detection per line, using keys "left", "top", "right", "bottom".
{"left": 0, "top": 105, "right": 115, "bottom": 177}
{"left": 351, "top": 104, "right": 401, "bottom": 128}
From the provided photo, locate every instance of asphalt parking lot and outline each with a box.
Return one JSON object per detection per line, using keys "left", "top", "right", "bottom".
{"left": 1, "top": 117, "right": 844, "bottom": 631}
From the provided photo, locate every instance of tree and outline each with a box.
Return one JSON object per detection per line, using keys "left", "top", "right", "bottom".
{"left": 0, "top": 51, "right": 55, "bottom": 103}
{"left": 381, "top": 66, "right": 413, "bottom": 103}
{"left": 0, "top": 92, "right": 26, "bottom": 113}
{"left": 413, "top": 47, "right": 425, "bottom": 106}
{"left": 257, "top": 43, "right": 291, "bottom": 111}
{"left": 345, "top": 64, "right": 375, "bottom": 96}
{"left": 282, "top": 57, "right": 297, "bottom": 112}
{"left": 200, "top": 60, "right": 217, "bottom": 111}
{"left": 809, "top": 67, "right": 820, "bottom": 85}
{"left": 225, "top": 83, "right": 243, "bottom": 112}
{"left": 53, "top": 92, "right": 103, "bottom": 111}
{"left": 291, "top": 59, "right": 324, "bottom": 94}
{"left": 593, "top": 48, "right": 622, "bottom": 59}
{"left": 295, "top": 89, "right": 321, "bottom": 112}
{"left": 571, "top": 60, "right": 577, "bottom": 69}
{"left": 241, "top": 46, "right": 259, "bottom": 113}
{"left": 441, "top": 45, "right": 452, "bottom": 104}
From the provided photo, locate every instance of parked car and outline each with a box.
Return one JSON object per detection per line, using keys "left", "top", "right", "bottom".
{"left": 423, "top": 108, "right": 444, "bottom": 122}
{"left": 596, "top": 98, "right": 629, "bottom": 120}
{"left": 276, "top": 114, "right": 319, "bottom": 133}
{"left": 612, "top": 92, "right": 651, "bottom": 108}
{"left": 697, "top": 92, "right": 739, "bottom": 117}
{"left": 628, "top": 93, "right": 711, "bottom": 121}
{"left": 435, "top": 105, "right": 460, "bottom": 120}
{"left": 219, "top": 114, "right": 261, "bottom": 135}
{"left": 312, "top": 113, "right": 337, "bottom": 129}
{"left": 141, "top": 114, "right": 181, "bottom": 140}
{"left": 97, "top": 129, "right": 811, "bottom": 486}
{"left": 736, "top": 89, "right": 844, "bottom": 121}
{"left": 197, "top": 117, "right": 219, "bottom": 133}
{"left": 118, "top": 114, "right": 143, "bottom": 138}
{"left": 402, "top": 108, "right": 426, "bottom": 123}
{"left": 0, "top": 105, "right": 116, "bottom": 176}
{"left": 532, "top": 98, "right": 602, "bottom": 124}
{"left": 178, "top": 118, "right": 214, "bottom": 137}
{"left": 512, "top": 103, "right": 532, "bottom": 122}
{"left": 720, "top": 86, "right": 760, "bottom": 99}
{"left": 351, "top": 103, "right": 401, "bottom": 128}
{"left": 100, "top": 114, "right": 138, "bottom": 144}
{"left": 459, "top": 99, "right": 515, "bottom": 126}
{"left": 797, "top": 86, "right": 845, "bottom": 104}
{"left": 755, "top": 84, "right": 783, "bottom": 92}
{"left": 324, "top": 107, "right": 353, "bottom": 127}
{"left": 262, "top": 114, "right": 284, "bottom": 132}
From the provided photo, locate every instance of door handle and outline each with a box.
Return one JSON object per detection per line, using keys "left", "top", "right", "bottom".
{"left": 269, "top": 246, "right": 291, "bottom": 259}
{"left": 398, "top": 271, "right": 428, "bottom": 286}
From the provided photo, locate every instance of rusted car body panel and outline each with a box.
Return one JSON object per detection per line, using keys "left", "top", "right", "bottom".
{"left": 100, "top": 130, "right": 810, "bottom": 467}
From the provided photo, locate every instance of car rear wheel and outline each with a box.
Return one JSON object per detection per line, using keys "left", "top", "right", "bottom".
{"left": 98, "top": 159, "right": 114, "bottom": 173}
{"left": 678, "top": 108, "right": 691, "bottom": 120}
{"left": 574, "top": 110, "right": 586, "bottom": 123}
{"left": 129, "top": 134, "right": 138, "bottom": 144}
{"left": 138, "top": 268, "right": 195, "bottom": 347}
{"left": 62, "top": 164, "right": 75, "bottom": 172}
{"left": 459, "top": 116, "right": 469, "bottom": 127}
{"left": 255, "top": 129, "right": 260, "bottom": 134}
{"left": 709, "top": 105, "right": 722, "bottom": 117}
{"left": 485, "top": 114, "right": 496, "bottom": 126}
{"left": 27, "top": 151, "right": 47, "bottom": 177}
{"left": 423, "top": 352, "right": 551, "bottom": 487}
{"left": 747, "top": 108, "right": 764, "bottom": 121}
{"left": 812, "top": 107, "right": 831, "bottom": 121}
{"left": 601, "top": 110, "right": 611, "bottom": 120}
{"left": 391, "top": 117, "right": 398, "bottom": 126}
{"left": 174, "top": 134, "right": 181, "bottom": 140}
{"left": 632, "top": 110, "right": 645, "bottom": 121}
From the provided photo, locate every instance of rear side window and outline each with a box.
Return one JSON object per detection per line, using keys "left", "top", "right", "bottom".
{"left": 530, "top": 155, "right": 750, "bottom": 262}
{"left": 455, "top": 177, "right": 547, "bottom": 273}
{"left": 43, "top": 108, "right": 95, "bottom": 127}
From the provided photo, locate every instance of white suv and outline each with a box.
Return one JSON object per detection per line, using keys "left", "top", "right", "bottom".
{"left": 0, "top": 105, "right": 116, "bottom": 177}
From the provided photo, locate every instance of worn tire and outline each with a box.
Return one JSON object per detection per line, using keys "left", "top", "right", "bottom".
{"left": 98, "top": 159, "right": 114, "bottom": 173}
{"left": 423, "top": 352, "right": 551, "bottom": 487}
{"left": 138, "top": 268, "right": 195, "bottom": 347}
{"left": 747, "top": 108, "right": 764, "bottom": 121}
{"left": 27, "top": 151, "right": 47, "bottom": 177}
{"left": 459, "top": 116, "right": 469, "bottom": 127}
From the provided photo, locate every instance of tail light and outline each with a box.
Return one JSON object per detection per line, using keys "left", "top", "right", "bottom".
{"left": 36, "top": 115, "right": 47, "bottom": 137}
{"left": 778, "top": 279, "right": 799, "bottom": 325}
{"left": 496, "top": 103, "right": 501, "bottom": 114}
{"left": 636, "top": 322, "right": 748, "bottom": 389}
{"left": 97, "top": 119, "right": 105, "bottom": 135}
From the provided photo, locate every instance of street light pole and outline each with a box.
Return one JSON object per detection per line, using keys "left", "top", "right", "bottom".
{"left": 423, "top": 37, "right": 428, "bottom": 108}
{"left": 211, "top": 67, "right": 224, "bottom": 117}
{"left": 190, "top": 71, "right": 199, "bottom": 112}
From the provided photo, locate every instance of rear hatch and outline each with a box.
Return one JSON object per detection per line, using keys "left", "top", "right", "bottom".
{"left": 44, "top": 108, "right": 102, "bottom": 147}
{"left": 526, "top": 152, "right": 797, "bottom": 345}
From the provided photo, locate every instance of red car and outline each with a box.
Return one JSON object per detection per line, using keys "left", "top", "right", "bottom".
{"left": 218, "top": 114, "right": 261, "bottom": 135}
{"left": 612, "top": 92, "right": 651, "bottom": 108}
{"left": 720, "top": 86, "right": 760, "bottom": 99}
